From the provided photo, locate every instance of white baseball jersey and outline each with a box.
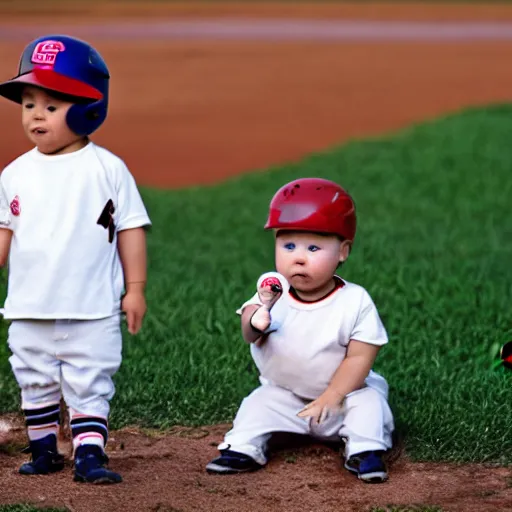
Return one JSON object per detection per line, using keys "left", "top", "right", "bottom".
{"left": 238, "top": 276, "right": 388, "bottom": 400}
{"left": 0, "top": 142, "right": 151, "bottom": 319}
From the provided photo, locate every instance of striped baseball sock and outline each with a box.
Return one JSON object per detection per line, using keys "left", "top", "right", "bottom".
{"left": 24, "top": 403, "right": 60, "bottom": 442}
{"left": 70, "top": 411, "right": 108, "bottom": 451}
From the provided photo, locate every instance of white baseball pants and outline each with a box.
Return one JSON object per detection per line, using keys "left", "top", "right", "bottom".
{"left": 7, "top": 315, "right": 122, "bottom": 418}
{"left": 218, "top": 380, "right": 394, "bottom": 465}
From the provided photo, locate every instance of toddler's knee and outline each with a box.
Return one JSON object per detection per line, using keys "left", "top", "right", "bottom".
{"left": 345, "top": 386, "right": 388, "bottom": 412}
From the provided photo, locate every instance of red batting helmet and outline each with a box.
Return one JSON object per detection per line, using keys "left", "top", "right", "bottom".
{"left": 264, "top": 178, "right": 356, "bottom": 241}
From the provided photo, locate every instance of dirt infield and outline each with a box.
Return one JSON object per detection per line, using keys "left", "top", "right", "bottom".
{"left": 0, "top": 3, "right": 511, "bottom": 511}
{"left": 0, "top": 419, "right": 511, "bottom": 512}
{"left": 1, "top": 2, "right": 512, "bottom": 187}
{"left": 4, "top": 1, "right": 512, "bottom": 22}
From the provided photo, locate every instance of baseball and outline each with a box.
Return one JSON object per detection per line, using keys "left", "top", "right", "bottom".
{"left": 257, "top": 272, "right": 289, "bottom": 305}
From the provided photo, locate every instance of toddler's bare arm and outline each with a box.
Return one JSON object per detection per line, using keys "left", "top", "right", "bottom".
{"left": 327, "top": 340, "right": 380, "bottom": 397}
{"left": 240, "top": 273, "right": 286, "bottom": 343}
{"left": 0, "top": 229, "right": 12, "bottom": 267}
{"left": 118, "top": 227, "right": 147, "bottom": 334}
{"left": 298, "top": 341, "right": 381, "bottom": 424}
{"left": 241, "top": 304, "right": 264, "bottom": 344}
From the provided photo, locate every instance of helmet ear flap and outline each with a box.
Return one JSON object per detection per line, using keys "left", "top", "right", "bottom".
{"left": 66, "top": 97, "right": 107, "bottom": 136}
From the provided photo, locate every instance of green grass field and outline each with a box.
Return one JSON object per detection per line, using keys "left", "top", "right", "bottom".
{"left": 0, "top": 105, "right": 510, "bottom": 465}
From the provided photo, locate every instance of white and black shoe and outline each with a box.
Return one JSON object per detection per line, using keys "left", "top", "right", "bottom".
{"left": 344, "top": 450, "right": 388, "bottom": 483}
{"left": 206, "top": 449, "right": 263, "bottom": 474}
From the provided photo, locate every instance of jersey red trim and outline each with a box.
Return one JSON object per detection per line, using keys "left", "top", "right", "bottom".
{"left": 289, "top": 276, "right": 345, "bottom": 304}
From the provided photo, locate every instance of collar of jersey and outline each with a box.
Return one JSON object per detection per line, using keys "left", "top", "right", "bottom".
{"left": 288, "top": 275, "right": 345, "bottom": 308}
{"left": 31, "top": 141, "right": 93, "bottom": 161}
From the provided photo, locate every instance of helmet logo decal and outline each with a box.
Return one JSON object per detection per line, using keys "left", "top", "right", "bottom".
{"left": 279, "top": 203, "right": 317, "bottom": 223}
{"left": 31, "top": 40, "right": 66, "bottom": 66}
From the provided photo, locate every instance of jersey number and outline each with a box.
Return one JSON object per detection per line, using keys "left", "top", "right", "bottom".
{"left": 97, "top": 199, "right": 116, "bottom": 243}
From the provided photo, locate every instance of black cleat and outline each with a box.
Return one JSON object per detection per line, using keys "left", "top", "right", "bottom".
{"left": 19, "top": 434, "right": 65, "bottom": 475}
{"left": 74, "top": 444, "right": 122, "bottom": 484}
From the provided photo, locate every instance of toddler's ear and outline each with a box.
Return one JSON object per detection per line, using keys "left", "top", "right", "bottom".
{"left": 339, "top": 240, "right": 352, "bottom": 263}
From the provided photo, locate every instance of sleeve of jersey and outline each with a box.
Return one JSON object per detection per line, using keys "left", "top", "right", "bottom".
{"left": 235, "top": 292, "right": 263, "bottom": 316}
{"left": 116, "top": 163, "right": 152, "bottom": 232}
{"left": 349, "top": 291, "right": 388, "bottom": 346}
{"left": 0, "top": 175, "right": 12, "bottom": 228}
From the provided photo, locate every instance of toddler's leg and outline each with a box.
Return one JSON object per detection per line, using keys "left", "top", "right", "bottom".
{"left": 339, "top": 387, "right": 394, "bottom": 458}
{"left": 59, "top": 316, "right": 123, "bottom": 484}
{"left": 339, "top": 387, "right": 394, "bottom": 483}
{"left": 7, "top": 320, "right": 65, "bottom": 475}
{"left": 206, "top": 383, "right": 309, "bottom": 474}
{"left": 310, "top": 386, "right": 394, "bottom": 483}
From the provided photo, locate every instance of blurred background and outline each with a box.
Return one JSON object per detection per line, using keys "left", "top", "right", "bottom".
{"left": 1, "top": 1, "right": 511, "bottom": 188}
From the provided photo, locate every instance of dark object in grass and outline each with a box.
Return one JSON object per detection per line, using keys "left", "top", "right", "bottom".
{"left": 500, "top": 341, "right": 512, "bottom": 370}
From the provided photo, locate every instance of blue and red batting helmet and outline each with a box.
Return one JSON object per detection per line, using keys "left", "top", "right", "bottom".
{"left": 0, "top": 34, "right": 110, "bottom": 136}
{"left": 265, "top": 178, "right": 357, "bottom": 241}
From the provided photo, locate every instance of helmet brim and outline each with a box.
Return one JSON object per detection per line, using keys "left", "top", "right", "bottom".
{"left": 0, "top": 69, "right": 103, "bottom": 104}
{"left": 264, "top": 222, "right": 343, "bottom": 237}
